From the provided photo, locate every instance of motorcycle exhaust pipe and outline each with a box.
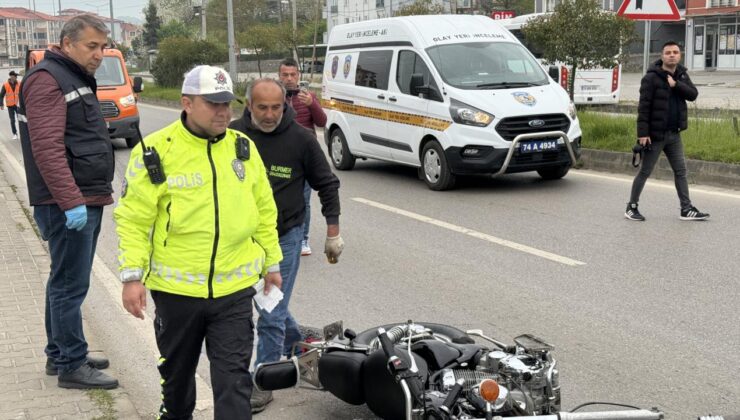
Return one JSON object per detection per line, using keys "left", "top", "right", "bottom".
{"left": 253, "top": 357, "right": 300, "bottom": 391}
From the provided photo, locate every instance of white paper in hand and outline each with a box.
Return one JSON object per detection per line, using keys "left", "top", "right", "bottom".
{"left": 253, "top": 278, "right": 284, "bottom": 313}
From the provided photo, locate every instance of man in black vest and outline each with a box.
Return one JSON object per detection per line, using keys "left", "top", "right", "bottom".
{"left": 18, "top": 15, "right": 118, "bottom": 389}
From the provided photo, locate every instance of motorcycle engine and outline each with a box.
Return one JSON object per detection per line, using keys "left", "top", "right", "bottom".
{"left": 444, "top": 345, "right": 560, "bottom": 415}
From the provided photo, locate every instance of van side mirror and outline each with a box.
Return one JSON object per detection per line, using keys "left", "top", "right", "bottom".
{"left": 409, "top": 73, "right": 429, "bottom": 97}
{"left": 548, "top": 66, "right": 559, "bottom": 81}
{"left": 133, "top": 76, "right": 144, "bottom": 93}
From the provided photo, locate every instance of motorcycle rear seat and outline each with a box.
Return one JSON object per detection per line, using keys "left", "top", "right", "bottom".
{"left": 318, "top": 350, "right": 367, "bottom": 405}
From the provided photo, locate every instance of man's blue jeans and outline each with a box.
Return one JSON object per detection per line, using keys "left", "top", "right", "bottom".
{"left": 255, "top": 226, "right": 303, "bottom": 365}
{"left": 34, "top": 205, "right": 103, "bottom": 373}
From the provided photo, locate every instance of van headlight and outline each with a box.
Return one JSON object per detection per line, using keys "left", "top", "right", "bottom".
{"left": 568, "top": 101, "right": 577, "bottom": 120}
{"left": 119, "top": 94, "right": 136, "bottom": 107}
{"left": 449, "top": 99, "right": 493, "bottom": 127}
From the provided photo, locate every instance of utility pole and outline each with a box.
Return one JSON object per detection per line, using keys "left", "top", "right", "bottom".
{"left": 201, "top": 0, "right": 207, "bottom": 40}
{"left": 309, "top": 0, "right": 320, "bottom": 80}
{"left": 292, "top": 0, "right": 298, "bottom": 61}
{"left": 58, "top": 0, "right": 62, "bottom": 14}
{"left": 109, "top": 0, "right": 115, "bottom": 44}
{"left": 226, "top": 0, "right": 237, "bottom": 84}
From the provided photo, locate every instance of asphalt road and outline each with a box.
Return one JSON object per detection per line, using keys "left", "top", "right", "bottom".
{"left": 1, "top": 103, "right": 738, "bottom": 419}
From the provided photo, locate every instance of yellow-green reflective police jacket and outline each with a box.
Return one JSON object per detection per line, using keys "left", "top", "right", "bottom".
{"left": 114, "top": 117, "right": 282, "bottom": 299}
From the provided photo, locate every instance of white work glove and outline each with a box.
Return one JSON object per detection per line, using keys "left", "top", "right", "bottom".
{"left": 324, "top": 235, "right": 344, "bottom": 264}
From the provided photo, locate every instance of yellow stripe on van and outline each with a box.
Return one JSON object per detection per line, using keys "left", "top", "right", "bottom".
{"left": 322, "top": 99, "right": 452, "bottom": 131}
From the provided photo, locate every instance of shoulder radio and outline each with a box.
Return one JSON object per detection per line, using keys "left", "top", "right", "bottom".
{"left": 137, "top": 126, "right": 166, "bottom": 185}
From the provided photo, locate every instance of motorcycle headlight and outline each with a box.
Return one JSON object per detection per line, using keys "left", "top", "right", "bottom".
{"left": 119, "top": 94, "right": 136, "bottom": 107}
{"left": 449, "top": 99, "right": 493, "bottom": 127}
{"left": 568, "top": 101, "right": 577, "bottom": 120}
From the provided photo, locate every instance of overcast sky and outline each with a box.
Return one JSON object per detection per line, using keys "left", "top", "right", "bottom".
{"left": 2, "top": 0, "right": 149, "bottom": 22}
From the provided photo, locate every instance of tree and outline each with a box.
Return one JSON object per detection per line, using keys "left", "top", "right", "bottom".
{"left": 158, "top": 20, "right": 195, "bottom": 41}
{"left": 522, "top": 0, "right": 636, "bottom": 100}
{"left": 395, "top": 0, "right": 445, "bottom": 16}
{"left": 142, "top": 1, "right": 162, "bottom": 50}
{"left": 236, "top": 24, "right": 280, "bottom": 77}
{"left": 150, "top": 37, "right": 228, "bottom": 87}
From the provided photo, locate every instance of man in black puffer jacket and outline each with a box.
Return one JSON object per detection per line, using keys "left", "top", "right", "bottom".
{"left": 625, "top": 41, "right": 709, "bottom": 222}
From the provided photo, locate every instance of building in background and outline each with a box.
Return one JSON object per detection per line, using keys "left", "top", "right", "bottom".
{"left": 1, "top": 7, "right": 140, "bottom": 67}
{"left": 0, "top": 8, "right": 63, "bottom": 67}
{"left": 121, "top": 22, "right": 143, "bottom": 48}
{"left": 59, "top": 8, "right": 125, "bottom": 46}
{"left": 324, "top": 0, "right": 454, "bottom": 42}
{"left": 685, "top": 0, "right": 740, "bottom": 70}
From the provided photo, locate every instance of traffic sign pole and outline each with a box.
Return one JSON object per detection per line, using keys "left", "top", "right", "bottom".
{"left": 643, "top": 21, "right": 651, "bottom": 74}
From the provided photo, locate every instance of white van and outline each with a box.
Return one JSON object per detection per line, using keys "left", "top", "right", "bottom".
{"left": 321, "top": 15, "right": 582, "bottom": 190}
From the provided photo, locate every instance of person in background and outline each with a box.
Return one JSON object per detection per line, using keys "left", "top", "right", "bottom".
{"left": 277, "top": 58, "right": 327, "bottom": 256}
{"left": 0, "top": 70, "right": 20, "bottom": 140}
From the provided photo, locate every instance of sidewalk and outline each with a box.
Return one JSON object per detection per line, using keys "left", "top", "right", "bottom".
{"left": 0, "top": 165, "right": 139, "bottom": 419}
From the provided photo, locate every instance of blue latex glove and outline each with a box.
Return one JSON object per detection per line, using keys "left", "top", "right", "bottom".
{"left": 64, "top": 205, "right": 87, "bottom": 231}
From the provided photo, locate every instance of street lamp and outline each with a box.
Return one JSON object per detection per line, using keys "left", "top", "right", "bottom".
{"left": 83, "top": 2, "right": 101, "bottom": 15}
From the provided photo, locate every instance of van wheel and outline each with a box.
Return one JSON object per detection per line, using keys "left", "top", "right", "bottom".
{"left": 421, "top": 141, "right": 455, "bottom": 191}
{"left": 125, "top": 135, "right": 141, "bottom": 148}
{"left": 329, "top": 128, "right": 355, "bottom": 170}
{"left": 537, "top": 165, "right": 570, "bottom": 180}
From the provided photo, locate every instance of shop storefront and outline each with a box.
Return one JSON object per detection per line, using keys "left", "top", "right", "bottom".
{"left": 686, "top": 14, "right": 740, "bottom": 70}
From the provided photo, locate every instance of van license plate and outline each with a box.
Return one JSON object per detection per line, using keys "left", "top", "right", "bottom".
{"left": 519, "top": 139, "right": 558, "bottom": 153}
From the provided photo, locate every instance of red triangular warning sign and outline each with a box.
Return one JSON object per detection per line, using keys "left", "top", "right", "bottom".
{"left": 617, "top": 0, "right": 680, "bottom": 21}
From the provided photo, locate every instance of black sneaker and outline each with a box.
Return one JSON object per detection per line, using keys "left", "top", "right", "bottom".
{"left": 46, "top": 354, "right": 110, "bottom": 376}
{"left": 58, "top": 363, "right": 118, "bottom": 389}
{"left": 625, "top": 203, "right": 645, "bottom": 221}
{"left": 680, "top": 206, "right": 709, "bottom": 221}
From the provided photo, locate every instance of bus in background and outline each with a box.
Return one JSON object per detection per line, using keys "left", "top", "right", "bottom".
{"left": 25, "top": 47, "right": 143, "bottom": 148}
{"left": 499, "top": 13, "right": 621, "bottom": 105}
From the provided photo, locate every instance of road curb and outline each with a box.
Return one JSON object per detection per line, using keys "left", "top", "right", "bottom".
{"left": 578, "top": 148, "right": 740, "bottom": 190}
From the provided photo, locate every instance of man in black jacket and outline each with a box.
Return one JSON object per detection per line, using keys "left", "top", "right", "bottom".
{"left": 229, "top": 78, "right": 343, "bottom": 413}
{"left": 625, "top": 41, "right": 709, "bottom": 222}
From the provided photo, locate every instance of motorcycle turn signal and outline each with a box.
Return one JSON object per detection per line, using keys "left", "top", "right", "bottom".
{"left": 479, "top": 379, "right": 500, "bottom": 402}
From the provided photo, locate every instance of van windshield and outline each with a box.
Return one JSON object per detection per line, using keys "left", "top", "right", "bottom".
{"left": 95, "top": 56, "right": 126, "bottom": 86}
{"left": 426, "top": 42, "right": 549, "bottom": 90}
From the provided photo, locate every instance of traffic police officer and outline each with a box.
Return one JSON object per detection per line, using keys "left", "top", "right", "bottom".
{"left": 115, "top": 65, "right": 283, "bottom": 419}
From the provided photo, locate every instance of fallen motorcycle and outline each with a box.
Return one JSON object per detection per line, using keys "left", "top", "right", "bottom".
{"left": 254, "top": 320, "right": 665, "bottom": 420}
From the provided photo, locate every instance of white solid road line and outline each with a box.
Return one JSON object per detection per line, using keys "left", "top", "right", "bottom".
{"left": 353, "top": 197, "right": 587, "bottom": 267}
{"left": 571, "top": 169, "right": 740, "bottom": 200}
{"left": 0, "top": 137, "right": 214, "bottom": 412}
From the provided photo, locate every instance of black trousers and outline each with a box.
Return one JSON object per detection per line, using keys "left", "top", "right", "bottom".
{"left": 151, "top": 287, "right": 256, "bottom": 420}
{"left": 7, "top": 105, "right": 17, "bottom": 135}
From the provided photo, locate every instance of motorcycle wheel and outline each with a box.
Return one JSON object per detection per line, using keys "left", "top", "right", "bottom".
{"left": 353, "top": 322, "right": 473, "bottom": 346}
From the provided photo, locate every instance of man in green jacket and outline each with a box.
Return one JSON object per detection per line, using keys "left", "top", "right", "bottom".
{"left": 115, "top": 65, "right": 283, "bottom": 419}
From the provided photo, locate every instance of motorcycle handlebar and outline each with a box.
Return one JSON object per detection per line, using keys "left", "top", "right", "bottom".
{"left": 377, "top": 328, "right": 396, "bottom": 360}
{"left": 463, "top": 409, "right": 663, "bottom": 420}
{"left": 698, "top": 416, "right": 740, "bottom": 420}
